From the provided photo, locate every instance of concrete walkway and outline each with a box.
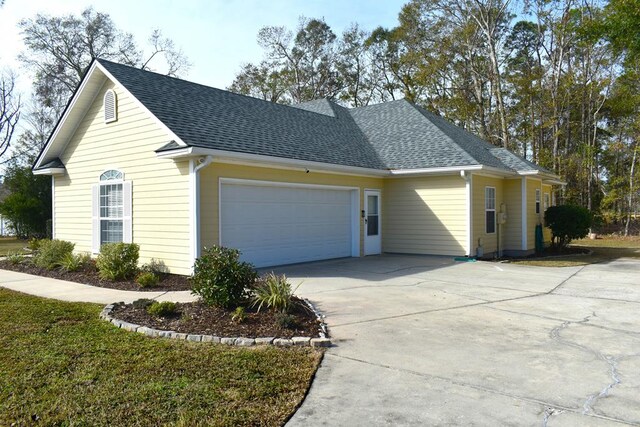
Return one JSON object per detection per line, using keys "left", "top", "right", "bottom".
{"left": 0, "top": 269, "right": 197, "bottom": 303}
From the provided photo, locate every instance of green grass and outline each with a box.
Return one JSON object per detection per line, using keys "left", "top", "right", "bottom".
{"left": 512, "top": 236, "right": 640, "bottom": 267}
{"left": 0, "top": 289, "right": 322, "bottom": 426}
{"left": 0, "top": 237, "right": 27, "bottom": 256}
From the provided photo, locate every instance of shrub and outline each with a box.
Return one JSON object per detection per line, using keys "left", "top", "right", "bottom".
{"left": 136, "top": 271, "right": 159, "bottom": 288}
{"left": 147, "top": 301, "right": 177, "bottom": 317}
{"left": 231, "top": 306, "right": 247, "bottom": 323}
{"left": 275, "top": 312, "right": 298, "bottom": 330}
{"left": 96, "top": 243, "right": 139, "bottom": 281}
{"left": 32, "top": 239, "right": 75, "bottom": 270}
{"left": 252, "top": 273, "right": 300, "bottom": 313}
{"left": 544, "top": 205, "right": 592, "bottom": 249}
{"left": 191, "top": 246, "right": 257, "bottom": 309}
{"left": 140, "top": 258, "right": 168, "bottom": 276}
{"left": 6, "top": 251, "right": 25, "bottom": 265}
{"left": 59, "top": 252, "right": 91, "bottom": 272}
{"left": 27, "top": 238, "right": 42, "bottom": 252}
{"left": 132, "top": 298, "right": 154, "bottom": 310}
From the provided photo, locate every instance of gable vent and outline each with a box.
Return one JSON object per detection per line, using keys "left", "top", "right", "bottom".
{"left": 104, "top": 89, "right": 117, "bottom": 123}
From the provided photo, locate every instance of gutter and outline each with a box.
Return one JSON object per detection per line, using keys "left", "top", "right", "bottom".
{"left": 190, "top": 155, "right": 214, "bottom": 271}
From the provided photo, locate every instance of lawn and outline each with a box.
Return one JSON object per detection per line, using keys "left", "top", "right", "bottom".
{"left": 511, "top": 236, "right": 640, "bottom": 267}
{"left": 0, "top": 237, "right": 27, "bottom": 256}
{"left": 0, "top": 289, "right": 322, "bottom": 426}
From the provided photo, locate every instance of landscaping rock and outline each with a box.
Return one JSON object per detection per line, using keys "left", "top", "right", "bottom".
{"left": 200, "top": 335, "right": 220, "bottom": 343}
{"left": 310, "top": 338, "right": 332, "bottom": 348}
{"left": 255, "top": 337, "right": 274, "bottom": 345}
{"left": 171, "top": 332, "right": 188, "bottom": 340}
{"left": 110, "top": 318, "right": 123, "bottom": 328}
{"left": 221, "top": 337, "right": 237, "bottom": 345}
{"left": 292, "top": 337, "right": 310, "bottom": 346}
{"left": 158, "top": 330, "right": 175, "bottom": 338}
{"left": 187, "top": 334, "right": 202, "bottom": 342}
{"left": 121, "top": 322, "right": 139, "bottom": 332}
{"left": 273, "top": 338, "right": 293, "bottom": 347}
{"left": 235, "top": 337, "right": 255, "bottom": 346}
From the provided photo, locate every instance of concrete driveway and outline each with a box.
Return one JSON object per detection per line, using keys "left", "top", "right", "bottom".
{"left": 273, "top": 255, "right": 640, "bottom": 426}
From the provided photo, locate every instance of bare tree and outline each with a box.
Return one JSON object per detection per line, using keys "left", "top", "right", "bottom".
{"left": 0, "top": 70, "right": 21, "bottom": 161}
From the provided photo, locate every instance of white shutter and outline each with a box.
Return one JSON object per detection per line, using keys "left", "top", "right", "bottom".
{"left": 92, "top": 184, "right": 100, "bottom": 253}
{"left": 123, "top": 181, "right": 132, "bottom": 243}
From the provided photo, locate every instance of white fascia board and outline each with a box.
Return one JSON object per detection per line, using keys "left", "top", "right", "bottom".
{"left": 157, "top": 146, "right": 389, "bottom": 177}
{"left": 34, "top": 62, "right": 101, "bottom": 170}
{"left": 95, "top": 62, "right": 188, "bottom": 149}
{"left": 389, "top": 165, "right": 515, "bottom": 178}
{"left": 33, "top": 168, "right": 66, "bottom": 176}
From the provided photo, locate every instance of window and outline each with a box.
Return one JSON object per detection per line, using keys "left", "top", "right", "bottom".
{"left": 92, "top": 170, "right": 131, "bottom": 252}
{"left": 544, "top": 193, "right": 550, "bottom": 211}
{"left": 99, "top": 171, "right": 123, "bottom": 244}
{"left": 535, "top": 189, "right": 541, "bottom": 214}
{"left": 104, "top": 89, "right": 117, "bottom": 123}
{"left": 485, "top": 187, "right": 496, "bottom": 234}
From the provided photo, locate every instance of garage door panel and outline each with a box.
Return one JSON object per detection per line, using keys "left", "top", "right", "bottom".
{"left": 220, "top": 183, "right": 354, "bottom": 267}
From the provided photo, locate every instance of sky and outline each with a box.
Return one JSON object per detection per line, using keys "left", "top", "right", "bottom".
{"left": 0, "top": 0, "right": 406, "bottom": 97}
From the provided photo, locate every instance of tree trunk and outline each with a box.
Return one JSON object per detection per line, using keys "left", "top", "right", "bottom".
{"left": 625, "top": 141, "right": 638, "bottom": 236}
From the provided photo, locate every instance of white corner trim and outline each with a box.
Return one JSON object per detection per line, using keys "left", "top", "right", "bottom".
{"left": 461, "top": 170, "right": 473, "bottom": 256}
{"left": 51, "top": 176, "right": 55, "bottom": 239}
{"left": 190, "top": 156, "right": 214, "bottom": 272}
{"left": 521, "top": 177, "right": 528, "bottom": 251}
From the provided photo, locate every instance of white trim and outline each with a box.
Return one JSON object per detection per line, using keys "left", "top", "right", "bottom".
{"left": 95, "top": 62, "right": 187, "bottom": 148}
{"left": 521, "top": 177, "right": 528, "bottom": 251}
{"left": 461, "top": 170, "right": 473, "bottom": 256}
{"left": 51, "top": 176, "right": 55, "bottom": 239}
{"left": 33, "top": 168, "right": 66, "bottom": 176}
{"left": 390, "top": 165, "right": 515, "bottom": 177}
{"left": 99, "top": 168, "right": 125, "bottom": 181}
{"left": 218, "top": 177, "right": 361, "bottom": 259}
{"left": 535, "top": 188, "right": 541, "bottom": 215}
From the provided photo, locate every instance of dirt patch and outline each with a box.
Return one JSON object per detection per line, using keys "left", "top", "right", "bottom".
{"left": 0, "top": 259, "right": 191, "bottom": 292}
{"left": 112, "top": 298, "right": 321, "bottom": 338}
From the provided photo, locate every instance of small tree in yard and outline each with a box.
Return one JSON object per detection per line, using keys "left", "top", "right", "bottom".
{"left": 0, "top": 164, "right": 51, "bottom": 238}
{"left": 544, "top": 205, "right": 592, "bottom": 249}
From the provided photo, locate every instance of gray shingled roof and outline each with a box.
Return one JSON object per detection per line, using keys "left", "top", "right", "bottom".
{"left": 98, "top": 59, "right": 550, "bottom": 174}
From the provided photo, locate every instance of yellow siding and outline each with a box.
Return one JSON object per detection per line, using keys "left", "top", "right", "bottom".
{"left": 54, "top": 80, "right": 192, "bottom": 275}
{"left": 472, "top": 175, "right": 504, "bottom": 255}
{"left": 382, "top": 176, "right": 467, "bottom": 256}
{"left": 199, "top": 163, "right": 384, "bottom": 255}
{"left": 503, "top": 179, "right": 522, "bottom": 251}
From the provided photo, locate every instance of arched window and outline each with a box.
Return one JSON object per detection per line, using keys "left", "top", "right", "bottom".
{"left": 92, "top": 170, "right": 131, "bottom": 251}
{"left": 104, "top": 89, "right": 117, "bottom": 123}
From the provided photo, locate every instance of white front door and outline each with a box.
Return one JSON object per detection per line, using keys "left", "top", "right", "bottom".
{"left": 364, "top": 190, "right": 381, "bottom": 255}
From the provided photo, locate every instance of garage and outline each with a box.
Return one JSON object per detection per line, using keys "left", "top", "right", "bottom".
{"left": 220, "top": 179, "right": 358, "bottom": 267}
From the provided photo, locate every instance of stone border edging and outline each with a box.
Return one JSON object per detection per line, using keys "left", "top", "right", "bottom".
{"left": 99, "top": 299, "right": 331, "bottom": 348}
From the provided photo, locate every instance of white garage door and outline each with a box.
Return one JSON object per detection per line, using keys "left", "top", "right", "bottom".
{"left": 220, "top": 181, "right": 355, "bottom": 267}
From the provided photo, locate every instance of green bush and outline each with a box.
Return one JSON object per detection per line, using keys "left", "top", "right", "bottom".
{"left": 252, "top": 273, "right": 300, "bottom": 313}
{"left": 59, "top": 252, "right": 90, "bottom": 272}
{"left": 27, "top": 238, "right": 42, "bottom": 252}
{"left": 231, "top": 306, "right": 247, "bottom": 324}
{"left": 544, "top": 205, "right": 592, "bottom": 249}
{"left": 6, "top": 251, "right": 25, "bottom": 265}
{"left": 136, "top": 271, "right": 159, "bottom": 288}
{"left": 275, "top": 312, "right": 298, "bottom": 330}
{"left": 132, "top": 298, "right": 154, "bottom": 310}
{"left": 32, "top": 239, "right": 75, "bottom": 270}
{"left": 147, "top": 301, "right": 177, "bottom": 317}
{"left": 191, "top": 246, "right": 257, "bottom": 309}
{"left": 140, "top": 258, "right": 169, "bottom": 276}
{"left": 96, "top": 243, "right": 139, "bottom": 281}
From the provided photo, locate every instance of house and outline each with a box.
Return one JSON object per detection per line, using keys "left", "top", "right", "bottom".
{"left": 33, "top": 59, "right": 564, "bottom": 275}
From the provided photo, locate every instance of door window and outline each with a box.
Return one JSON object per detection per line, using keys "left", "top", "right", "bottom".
{"left": 367, "top": 194, "right": 379, "bottom": 236}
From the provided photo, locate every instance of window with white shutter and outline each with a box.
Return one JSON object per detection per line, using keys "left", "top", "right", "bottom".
{"left": 104, "top": 89, "right": 117, "bottom": 123}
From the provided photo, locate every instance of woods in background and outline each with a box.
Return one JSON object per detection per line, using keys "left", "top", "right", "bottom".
{"left": 229, "top": 0, "right": 640, "bottom": 233}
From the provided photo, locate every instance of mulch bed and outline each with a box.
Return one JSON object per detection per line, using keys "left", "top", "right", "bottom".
{"left": 112, "top": 298, "right": 321, "bottom": 338}
{"left": 478, "top": 246, "right": 591, "bottom": 262}
{"left": 0, "top": 259, "right": 191, "bottom": 292}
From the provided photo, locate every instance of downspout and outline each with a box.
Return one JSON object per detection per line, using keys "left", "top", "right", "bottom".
{"left": 190, "top": 155, "right": 214, "bottom": 271}
{"left": 461, "top": 170, "right": 473, "bottom": 257}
